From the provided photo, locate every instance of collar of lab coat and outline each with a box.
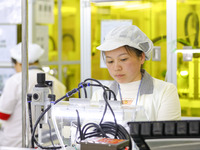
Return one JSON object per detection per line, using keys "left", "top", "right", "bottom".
{"left": 140, "top": 69, "right": 154, "bottom": 95}
{"left": 109, "top": 69, "right": 154, "bottom": 97}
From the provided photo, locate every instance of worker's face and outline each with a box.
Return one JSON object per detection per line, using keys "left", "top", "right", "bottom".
{"left": 14, "top": 62, "right": 22, "bottom": 73}
{"left": 105, "top": 46, "right": 145, "bottom": 83}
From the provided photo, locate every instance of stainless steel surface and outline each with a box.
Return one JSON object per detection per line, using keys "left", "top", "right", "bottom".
{"left": 80, "top": 0, "right": 91, "bottom": 97}
{"left": 0, "top": 147, "right": 35, "bottom": 150}
{"left": 58, "top": 0, "right": 63, "bottom": 82}
{"left": 21, "top": 0, "right": 28, "bottom": 147}
{"left": 167, "top": 0, "right": 177, "bottom": 85}
{"left": 146, "top": 139, "right": 200, "bottom": 150}
{"left": 80, "top": 0, "right": 91, "bottom": 81}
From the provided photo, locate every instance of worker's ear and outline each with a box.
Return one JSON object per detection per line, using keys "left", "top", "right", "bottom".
{"left": 14, "top": 62, "right": 22, "bottom": 72}
{"left": 141, "top": 52, "right": 145, "bottom": 65}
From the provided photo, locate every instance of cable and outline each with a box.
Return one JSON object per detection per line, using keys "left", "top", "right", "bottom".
{"left": 28, "top": 104, "right": 34, "bottom": 147}
{"left": 84, "top": 78, "right": 117, "bottom": 101}
{"left": 151, "top": 35, "right": 166, "bottom": 44}
{"left": 47, "top": 120, "right": 55, "bottom": 147}
{"left": 31, "top": 85, "right": 85, "bottom": 149}
{"left": 30, "top": 78, "right": 131, "bottom": 149}
{"left": 62, "top": 33, "right": 75, "bottom": 52}
{"left": 82, "top": 78, "right": 117, "bottom": 124}
{"left": 184, "top": 12, "right": 199, "bottom": 47}
{"left": 27, "top": 94, "right": 34, "bottom": 148}
{"left": 76, "top": 110, "right": 84, "bottom": 141}
{"left": 78, "top": 82, "right": 87, "bottom": 98}
{"left": 31, "top": 105, "right": 58, "bottom": 149}
{"left": 100, "top": 90, "right": 117, "bottom": 125}
{"left": 151, "top": 35, "right": 193, "bottom": 47}
{"left": 31, "top": 96, "right": 67, "bottom": 149}
{"left": 89, "top": 83, "right": 115, "bottom": 100}
{"left": 76, "top": 79, "right": 132, "bottom": 148}
{"left": 76, "top": 118, "right": 132, "bottom": 149}
{"left": 83, "top": 78, "right": 118, "bottom": 135}
{"left": 27, "top": 98, "right": 33, "bottom": 134}
{"left": 49, "top": 36, "right": 56, "bottom": 50}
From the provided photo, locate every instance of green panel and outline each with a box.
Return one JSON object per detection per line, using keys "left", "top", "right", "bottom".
{"left": 177, "top": 0, "right": 200, "bottom": 117}
{"left": 47, "top": 0, "right": 80, "bottom": 98}
{"left": 48, "top": 0, "right": 80, "bottom": 62}
{"left": 91, "top": 1, "right": 167, "bottom": 81}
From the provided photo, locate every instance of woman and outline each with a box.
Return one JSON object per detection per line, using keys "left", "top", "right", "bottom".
{"left": 92, "top": 25, "right": 181, "bottom": 121}
{"left": 0, "top": 43, "right": 66, "bottom": 147}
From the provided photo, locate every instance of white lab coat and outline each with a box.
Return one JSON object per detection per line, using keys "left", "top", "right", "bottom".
{"left": 0, "top": 68, "right": 66, "bottom": 147}
{"left": 91, "top": 70, "right": 181, "bottom": 121}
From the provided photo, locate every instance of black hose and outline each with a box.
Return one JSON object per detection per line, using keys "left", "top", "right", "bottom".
{"left": 184, "top": 12, "right": 199, "bottom": 47}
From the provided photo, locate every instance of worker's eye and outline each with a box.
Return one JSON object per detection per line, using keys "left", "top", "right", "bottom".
{"left": 106, "top": 60, "right": 114, "bottom": 64}
{"left": 121, "top": 58, "right": 128, "bottom": 62}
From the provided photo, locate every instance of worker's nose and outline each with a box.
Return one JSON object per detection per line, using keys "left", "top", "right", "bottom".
{"left": 114, "top": 61, "right": 122, "bottom": 71}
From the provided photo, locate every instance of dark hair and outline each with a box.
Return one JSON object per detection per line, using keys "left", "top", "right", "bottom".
{"left": 102, "top": 45, "right": 144, "bottom": 60}
{"left": 124, "top": 45, "right": 143, "bottom": 57}
{"left": 11, "top": 58, "right": 39, "bottom": 65}
{"left": 102, "top": 45, "right": 144, "bottom": 70}
{"left": 11, "top": 58, "right": 17, "bottom": 65}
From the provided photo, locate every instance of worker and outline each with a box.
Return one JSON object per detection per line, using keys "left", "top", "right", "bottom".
{"left": 92, "top": 25, "right": 181, "bottom": 121}
{"left": 0, "top": 43, "right": 66, "bottom": 147}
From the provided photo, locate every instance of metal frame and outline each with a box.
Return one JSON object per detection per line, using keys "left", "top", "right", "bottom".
{"left": 21, "top": 0, "right": 28, "bottom": 147}
{"left": 80, "top": 0, "right": 91, "bottom": 96}
{"left": 80, "top": 0, "right": 91, "bottom": 82}
{"left": 57, "top": 0, "right": 63, "bottom": 81}
{"left": 167, "top": 0, "right": 177, "bottom": 86}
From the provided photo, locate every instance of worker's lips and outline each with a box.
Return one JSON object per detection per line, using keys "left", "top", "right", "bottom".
{"left": 115, "top": 74, "right": 125, "bottom": 78}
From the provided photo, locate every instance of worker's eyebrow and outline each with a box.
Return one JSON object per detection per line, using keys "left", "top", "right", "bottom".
{"left": 105, "top": 53, "right": 129, "bottom": 58}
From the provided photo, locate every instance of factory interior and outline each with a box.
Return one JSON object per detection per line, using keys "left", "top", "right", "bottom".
{"left": 0, "top": 0, "right": 200, "bottom": 150}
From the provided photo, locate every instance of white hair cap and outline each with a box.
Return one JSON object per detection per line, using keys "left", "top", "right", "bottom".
{"left": 96, "top": 25, "right": 153, "bottom": 60}
{"left": 10, "top": 42, "right": 44, "bottom": 63}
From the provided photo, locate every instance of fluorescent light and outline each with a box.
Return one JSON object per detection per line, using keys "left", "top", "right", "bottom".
{"left": 176, "top": 49, "right": 200, "bottom": 53}
{"left": 93, "top": 1, "right": 126, "bottom": 6}
{"left": 180, "top": 71, "right": 189, "bottom": 77}
{"left": 125, "top": 3, "right": 151, "bottom": 10}
{"left": 92, "top": 0, "right": 141, "bottom": 2}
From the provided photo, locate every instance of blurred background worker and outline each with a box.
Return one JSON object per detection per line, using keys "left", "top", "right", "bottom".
{"left": 0, "top": 43, "right": 66, "bottom": 147}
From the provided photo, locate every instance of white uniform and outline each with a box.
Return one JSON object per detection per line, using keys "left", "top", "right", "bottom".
{"left": 92, "top": 70, "right": 181, "bottom": 121}
{"left": 0, "top": 68, "right": 66, "bottom": 147}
